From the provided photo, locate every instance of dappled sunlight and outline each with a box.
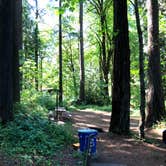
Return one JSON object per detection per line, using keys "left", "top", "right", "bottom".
{"left": 74, "top": 122, "right": 99, "bottom": 129}
{"left": 145, "top": 128, "right": 164, "bottom": 140}
{"left": 72, "top": 109, "right": 110, "bottom": 131}
{"left": 130, "top": 122, "right": 138, "bottom": 127}
{"left": 95, "top": 132, "right": 166, "bottom": 165}
{"left": 115, "top": 150, "right": 132, "bottom": 155}
{"left": 73, "top": 109, "right": 165, "bottom": 141}
{"left": 101, "top": 118, "right": 110, "bottom": 123}
{"left": 72, "top": 109, "right": 166, "bottom": 166}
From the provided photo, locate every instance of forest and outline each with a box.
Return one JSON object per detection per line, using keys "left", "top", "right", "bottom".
{"left": 0, "top": 0, "right": 165, "bottom": 165}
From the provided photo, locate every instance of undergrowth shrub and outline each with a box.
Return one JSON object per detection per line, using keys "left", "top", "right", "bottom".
{"left": 0, "top": 103, "right": 75, "bottom": 165}
{"left": 35, "top": 93, "right": 56, "bottom": 110}
{"left": 21, "top": 89, "right": 56, "bottom": 110}
{"left": 85, "top": 83, "right": 110, "bottom": 106}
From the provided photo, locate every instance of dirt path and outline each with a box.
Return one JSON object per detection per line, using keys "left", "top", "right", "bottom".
{"left": 72, "top": 109, "right": 166, "bottom": 166}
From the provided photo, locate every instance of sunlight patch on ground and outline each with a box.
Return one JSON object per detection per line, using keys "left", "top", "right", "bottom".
{"left": 78, "top": 109, "right": 111, "bottom": 116}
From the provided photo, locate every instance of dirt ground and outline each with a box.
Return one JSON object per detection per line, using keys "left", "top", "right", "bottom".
{"left": 72, "top": 109, "right": 166, "bottom": 166}
{"left": 0, "top": 109, "right": 165, "bottom": 166}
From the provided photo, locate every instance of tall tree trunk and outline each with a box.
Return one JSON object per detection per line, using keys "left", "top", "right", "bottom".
{"left": 100, "top": 5, "right": 109, "bottom": 103}
{"left": 13, "top": 0, "right": 22, "bottom": 103}
{"left": 35, "top": 0, "right": 39, "bottom": 91}
{"left": 40, "top": 56, "right": 43, "bottom": 91}
{"left": 0, "top": 0, "right": 14, "bottom": 123}
{"left": 146, "top": 0, "right": 165, "bottom": 127}
{"left": 69, "top": 41, "right": 78, "bottom": 98}
{"left": 109, "top": 0, "right": 130, "bottom": 134}
{"left": 59, "top": 0, "right": 63, "bottom": 105}
{"left": 79, "top": 0, "right": 85, "bottom": 102}
{"left": 134, "top": 0, "right": 146, "bottom": 138}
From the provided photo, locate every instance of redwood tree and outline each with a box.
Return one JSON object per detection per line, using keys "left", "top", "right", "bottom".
{"left": 109, "top": 0, "right": 130, "bottom": 134}
{"left": 146, "top": 0, "right": 165, "bottom": 127}
{"left": 0, "top": 0, "right": 15, "bottom": 123}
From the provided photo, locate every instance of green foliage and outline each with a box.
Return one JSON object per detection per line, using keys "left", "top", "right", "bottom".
{"left": 153, "top": 117, "right": 166, "bottom": 129}
{"left": 35, "top": 93, "right": 56, "bottom": 110}
{"left": 0, "top": 104, "right": 75, "bottom": 165}
{"left": 21, "top": 89, "right": 56, "bottom": 110}
{"left": 21, "top": 0, "right": 165, "bottom": 115}
{"left": 128, "top": 11, "right": 142, "bottom": 112}
{"left": 85, "top": 84, "right": 110, "bottom": 106}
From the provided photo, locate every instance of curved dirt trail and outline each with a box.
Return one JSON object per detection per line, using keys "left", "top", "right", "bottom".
{"left": 72, "top": 109, "right": 166, "bottom": 166}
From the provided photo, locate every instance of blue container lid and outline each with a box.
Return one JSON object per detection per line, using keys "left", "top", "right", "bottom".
{"left": 78, "top": 128, "right": 97, "bottom": 133}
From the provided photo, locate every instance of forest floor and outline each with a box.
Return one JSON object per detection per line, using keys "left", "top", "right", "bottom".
{"left": 0, "top": 108, "right": 165, "bottom": 166}
{"left": 72, "top": 109, "right": 166, "bottom": 166}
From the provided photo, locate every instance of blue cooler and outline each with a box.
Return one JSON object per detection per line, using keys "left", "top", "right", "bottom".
{"left": 78, "top": 128, "right": 98, "bottom": 155}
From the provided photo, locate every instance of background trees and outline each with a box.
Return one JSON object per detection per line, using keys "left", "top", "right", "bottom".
{"left": 0, "top": 0, "right": 165, "bottom": 131}
{"left": 88, "top": 0, "right": 113, "bottom": 104}
{"left": 34, "top": 0, "right": 39, "bottom": 91}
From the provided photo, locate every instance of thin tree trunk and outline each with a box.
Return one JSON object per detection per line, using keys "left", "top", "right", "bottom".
{"left": 40, "top": 56, "right": 43, "bottom": 91}
{"left": 146, "top": 0, "right": 165, "bottom": 127}
{"left": 133, "top": 0, "right": 146, "bottom": 138}
{"left": 79, "top": 0, "right": 85, "bottom": 102}
{"left": 0, "top": 0, "right": 14, "bottom": 123}
{"left": 89, "top": 0, "right": 112, "bottom": 104}
{"left": 35, "top": 0, "right": 39, "bottom": 91}
{"left": 59, "top": 0, "right": 63, "bottom": 105}
{"left": 109, "top": 0, "right": 130, "bottom": 134}
{"left": 69, "top": 41, "right": 78, "bottom": 98}
{"left": 101, "top": 6, "right": 109, "bottom": 103}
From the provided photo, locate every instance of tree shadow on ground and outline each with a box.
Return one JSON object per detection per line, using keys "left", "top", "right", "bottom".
{"left": 72, "top": 109, "right": 166, "bottom": 166}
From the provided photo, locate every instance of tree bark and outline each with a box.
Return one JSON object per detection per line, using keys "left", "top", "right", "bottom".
{"left": 13, "top": 0, "right": 22, "bottom": 103}
{"left": 109, "top": 0, "right": 130, "bottom": 134}
{"left": 0, "top": 0, "right": 14, "bottom": 123}
{"left": 146, "top": 0, "right": 165, "bottom": 127}
{"left": 79, "top": 0, "right": 85, "bottom": 102}
{"left": 59, "top": 0, "right": 63, "bottom": 105}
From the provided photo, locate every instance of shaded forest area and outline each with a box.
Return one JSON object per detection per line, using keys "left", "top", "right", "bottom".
{"left": 0, "top": 0, "right": 165, "bottom": 165}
